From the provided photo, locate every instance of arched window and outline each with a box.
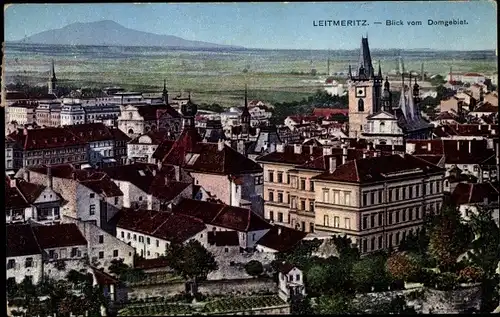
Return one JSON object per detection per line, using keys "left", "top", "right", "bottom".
{"left": 128, "top": 129, "right": 134, "bottom": 135}
{"left": 379, "top": 121, "right": 385, "bottom": 132}
{"left": 128, "top": 112, "right": 133, "bottom": 119}
{"left": 358, "top": 99, "right": 364, "bottom": 112}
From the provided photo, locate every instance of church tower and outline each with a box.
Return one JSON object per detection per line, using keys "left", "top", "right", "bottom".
{"left": 48, "top": 60, "right": 57, "bottom": 95}
{"left": 241, "top": 84, "right": 251, "bottom": 139}
{"left": 381, "top": 77, "right": 392, "bottom": 112}
{"left": 162, "top": 79, "right": 169, "bottom": 104}
{"left": 348, "top": 36, "right": 383, "bottom": 138}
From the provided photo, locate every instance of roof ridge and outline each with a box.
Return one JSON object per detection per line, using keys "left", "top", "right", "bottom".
{"left": 468, "top": 183, "right": 474, "bottom": 204}
{"left": 353, "top": 159, "right": 360, "bottom": 182}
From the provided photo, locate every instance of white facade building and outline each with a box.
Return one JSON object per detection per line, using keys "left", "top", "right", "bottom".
{"left": 60, "top": 103, "right": 86, "bottom": 126}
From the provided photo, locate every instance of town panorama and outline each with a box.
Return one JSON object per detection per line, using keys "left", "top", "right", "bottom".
{"left": 3, "top": 2, "right": 500, "bottom": 316}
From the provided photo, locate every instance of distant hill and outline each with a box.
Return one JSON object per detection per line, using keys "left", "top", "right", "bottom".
{"left": 16, "top": 20, "right": 244, "bottom": 49}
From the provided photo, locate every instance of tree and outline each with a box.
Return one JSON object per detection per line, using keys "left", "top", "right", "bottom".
{"left": 429, "top": 205, "right": 472, "bottom": 272}
{"left": 244, "top": 260, "right": 264, "bottom": 277}
{"left": 352, "top": 254, "right": 390, "bottom": 292}
{"left": 315, "top": 293, "right": 356, "bottom": 314}
{"left": 386, "top": 253, "right": 421, "bottom": 282}
{"left": 430, "top": 75, "right": 446, "bottom": 86}
{"left": 165, "top": 240, "right": 218, "bottom": 293}
{"left": 109, "top": 258, "right": 129, "bottom": 277}
{"left": 305, "top": 264, "right": 332, "bottom": 295}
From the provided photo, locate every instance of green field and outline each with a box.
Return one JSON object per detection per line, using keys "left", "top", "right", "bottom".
{"left": 4, "top": 44, "right": 497, "bottom": 107}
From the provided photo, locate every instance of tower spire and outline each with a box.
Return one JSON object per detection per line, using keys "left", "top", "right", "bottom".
{"left": 48, "top": 60, "right": 57, "bottom": 95}
{"left": 162, "top": 79, "right": 168, "bottom": 104}
{"left": 377, "top": 60, "right": 382, "bottom": 78}
{"left": 244, "top": 83, "right": 248, "bottom": 110}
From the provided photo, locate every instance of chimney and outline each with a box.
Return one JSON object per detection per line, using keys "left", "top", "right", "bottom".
{"left": 483, "top": 197, "right": 489, "bottom": 205}
{"left": 457, "top": 141, "right": 460, "bottom": 151}
{"left": 342, "top": 145, "right": 348, "bottom": 165}
{"left": 25, "top": 170, "right": 31, "bottom": 182}
{"left": 276, "top": 144, "right": 285, "bottom": 153}
{"left": 294, "top": 144, "right": 302, "bottom": 154}
{"left": 329, "top": 157, "right": 337, "bottom": 174}
{"left": 278, "top": 227, "right": 282, "bottom": 235}
{"left": 468, "top": 140, "right": 472, "bottom": 154}
{"left": 152, "top": 169, "right": 157, "bottom": 177}
{"left": 488, "top": 124, "right": 491, "bottom": 131}
{"left": 309, "top": 145, "right": 314, "bottom": 155}
{"left": 217, "top": 139, "right": 225, "bottom": 151}
{"left": 47, "top": 166, "right": 53, "bottom": 189}
{"left": 427, "top": 142, "right": 431, "bottom": 152}
{"left": 362, "top": 150, "right": 367, "bottom": 159}
{"left": 23, "top": 128, "right": 28, "bottom": 136}
{"left": 157, "top": 161, "right": 162, "bottom": 170}
{"left": 9, "top": 178, "right": 16, "bottom": 188}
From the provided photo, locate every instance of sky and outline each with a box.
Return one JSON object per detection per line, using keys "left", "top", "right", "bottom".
{"left": 4, "top": 2, "right": 497, "bottom": 50}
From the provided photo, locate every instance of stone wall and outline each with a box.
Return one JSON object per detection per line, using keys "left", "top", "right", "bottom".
{"left": 128, "top": 277, "right": 277, "bottom": 300}
{"left": 353, "top": 283, "right": 482, "bottom": 314}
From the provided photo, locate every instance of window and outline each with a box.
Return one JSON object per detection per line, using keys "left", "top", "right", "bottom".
{"left": 113, "top": 250, "right": 118, "bottom": 257}
{"left": 378, "top": 236, "right": 383, "bottom": 249}
{"left": 362, "top": 239, "right": 368, "bottom": 252}
{"left": 71, "top": 248, "right": 77, "bottom": 257}
{"left": 416, "top": 185, "right": 420, "bottom": 197}
{"left": 344, "top": 217, "right": 351, "bottom": 229}
{"left": 146, "top": 237, "right": 150, "bottom": 245}
{"left": 309, "top": 201, "right": 314, "bottom": 212}
{"left": 121, "top": 231, "right": 124, "bottom": 238}
{"left": 334, "top": 216, "right": 340, "bottom": 228}
{"left": 133, "top": 234, "right": 137, "bottom": 241}
{"left": 323, "top": 190, "right": 329, "bottom": 202}
{"left": 388, "top": 212, "right": 393, "bottom": 225}
{"left": 310, "top": 223, "right": 314, "bottom": 233}
{"left": 300, "top": 179, "right": 306, "bottom": 190}
{"left": 395, "top": 210, "right": 400, "bottom": 223}
{"left": 301, "top": 221, "right": 306, "bottom": 231}
{"left": 324, "top": 215, "right": 329, "bottom": 226}
{"left": 269, "top": 211, "right": 274, "bottom": 221}
{"left": 378, "top": 213, "right": 383, "bottom": 227}
{"left": 333, "top": 191, "right": 340, "bottom": 204}
{"left": 98, "top": 235, "right": 104, "bottom": 244}
{"left": 139, "top": 196, "right": 143, "bottom": 201}
{"left": 90, "top": 193, "right": 95, "bottom": 198}
{"left": 345, "top": 192, "right": 351, "bottom": 206}
{"left": 7, "top": 259, "right": 15, "bottom": 269}
{"left": 389, "top": 234, "right": 393, "bottom": 247}
{"left": 395, "top": 188, "right": 400, "bottom": 201}
{"left": 396, "top": 232, "right": 400, "bottom": 244}
{"left": 371, "top": 214, "right": 376, "bottom": 228}
{"left": 416, "top": 207, "right": 421, "bottom": 219}
{"left": 300, "top": 200, "right": 306, "bottom": 210}
{"left": 371, "top": 238, "right": 375, "bottom": 251}
{"left": 402, "top": 209, "right": 406, "bottom": 222}
{"left": 252, "top": 233, "right": 256, "bottom": 241}
{"left": 358, "top": 99, "right": 365, "bottom": 112}
{"left": 362, "top": 193, "right": 368, "bottom": 206}
{"left": 89, "top": 204, "right": 96, "bottom": 216}
{"left": 363, "top": 216, "right": 368, "bottom": 229}
{"left": 115, "top": 197, "right": 119, "bottom": 205}
{"left": 430, "top": 182, "right": 434, "bottom": 194}
{"left": 278, "top": 212, "right": 283, "bottom": 222}
{"left": 277, "top": 193, "right": 283, "bottom": 203}
{"left": 268, "top": 191, "right": 274, "bottom": 202}
{"left": 49, "top": 250, "right": 55, "bottom": 258}
{"left": 310, "top": 181, "right": 314, "bottom": 192}
{"left": 127, "top": 232, "right": 131, "bottom": 239}
{"left": 139, "top": 236, "right": 143, "bottom": 243}
{"left": 388, "top": 190, "right": 393, "bottom": 202}
{"left": 98, "top": 251, "right": 104, "bottom": 259}
{"left": 409, "top": 208, "right": 413, "bottom": 221}
{"left": 277, "top": 172, "right": 283, "bottom": 183}
{"left": 268, "top": 171, "right": 274, "bottom": 182}
{"left": 287, "top": 174, "right": 290, "bottom": 184}
{"left": 224, "top": 247, "right": 229, "bottom": 253}
{"left": 370, "top": 192, "right": 375, "bottom": 205}
{"left": 378, "top": 191, "right": 383, "bottom": 204}
{"left": 409, "top": 186, "right": 413, "bottom": 199}
{"left": 402, "top": 187, "right": 406, "bottom": 199}
{"left": 296, "top": 274, "right": 300, "bottom": 282}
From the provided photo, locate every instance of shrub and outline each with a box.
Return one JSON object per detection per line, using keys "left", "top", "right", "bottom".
{"left": 458, "top": 266, "right": 484, "bottom": 283}
{"left": 420, "top": 269, "right": 438, "bottom": 288}
{"left": 244, "top": 260, "right": 264, "bottom": 278}
{"left": 386, "top": 253, "right": 421, "bottom": 282}
{"left": 434, "top": 272, "right": 459, "bottom": 290}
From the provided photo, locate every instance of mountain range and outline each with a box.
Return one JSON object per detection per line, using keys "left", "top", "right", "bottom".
{"left": 16, "top": 20, "right": 243, "bottom": 49}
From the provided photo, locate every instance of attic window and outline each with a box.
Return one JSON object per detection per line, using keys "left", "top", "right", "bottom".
{"left": 138, "top": 170, "right": 146, "bottom": 176}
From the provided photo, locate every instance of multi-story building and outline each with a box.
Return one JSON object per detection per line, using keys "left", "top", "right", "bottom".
{"left": 117, "top": 104, "right": 181, "bottom": 138}
{"left": 35, "top": 101, "right": 62, "bottom": 127}
{"left": 6, "top": 176, "right": 63, "bottom": 225}
{"left": 311, "top": 154, "right": 445, "bottom": 254}
{"left": 127, "top": 130, "right": 172, "bottom": 163}
{"left": 60, "top": 103, "right": 86, "bottom": 126}
{"left": 110, "top": 127, "right": 131, "bottom": 165}
{"left": 19, "top": 164, "right": 124, "bottom": 230}
{"left": 6, "top": 101, "right": 37, "bottom": 125}
{"left": 7, "top": 127, "right": 88, "bottom": 169}
{"left": 155, "top": 99, "right": 265, "bottom": 214}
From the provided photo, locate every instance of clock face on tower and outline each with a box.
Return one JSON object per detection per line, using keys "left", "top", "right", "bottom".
{"left": 356, "top": 87, "right": 366, "bottom": 98}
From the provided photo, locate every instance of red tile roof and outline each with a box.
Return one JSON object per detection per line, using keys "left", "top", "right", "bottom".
{"left": 312, "top": 154, "right": 444, "bottom": 183}
{"left": 207, "top": 231, "right": 240, "bottom": 247}
{"left": 109, "top": 128, "right": 131, "bottom": 142}
{"left": 8, "top": 127, "right": 87, "bottom": 150}
{"left": 408, "top": 139, "right": 495, "bottom": 165}
{"left": 451, "top": 182, "right": 499, "bottom": 205}
{"left": 6, "top": 224, "right": 41, "bottom": 257}
{"left": 129, "top": 130, "right": 172, "bottom": 145}
{"left": 116, "top": 208, "right": 206, "bottom": 244}
{"left": 256, "top": 225, "right": 307, "bottom": 252}
{"left": 137, "top": 105, "right": 180, "bottom": 121}
{"left": 15, "top": 179, "right": 46, "bottom": 204}
{"left": 32, "top": 223, "right": 87, "bottom": 249}
{"left": 152, "top": 140, "right": 175, "bottom": 160}
{"left": 312, "top": 108, "right": 349, "bottom": 117}
{"left": 63, "top": 123, "right": 114, "bottom": 142}
{"left": 173, "top": 199, "right": 272, "bottom": 232}
{"left": 5, "top": 185, "right": 31, "bottom": 210}
{"left": 256, "top": 145, "right": 324, "bottom": 165}
{"left": 473, "top": 102, "right": 497, "bottom": 113}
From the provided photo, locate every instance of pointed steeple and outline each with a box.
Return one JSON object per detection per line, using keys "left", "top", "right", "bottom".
{"left": 50, "top": 59, "right": 56, "bottom": 81}
{"left": 377, "top": 61, "right": 382, "bottom": 78}
{"left": 162, "top": 79, "right": 168, "bottom": 104}
{"left": 358, "top": 36, "right": 374, "bottom": 79}
{"left": 48, "top": 60, "right": 57, "bottom": 95}
{"left": 348, "top": 64, "right": 352, "bottom": 79}
{"left": 241, "top": 84, "right": 251, "bottom": 138}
